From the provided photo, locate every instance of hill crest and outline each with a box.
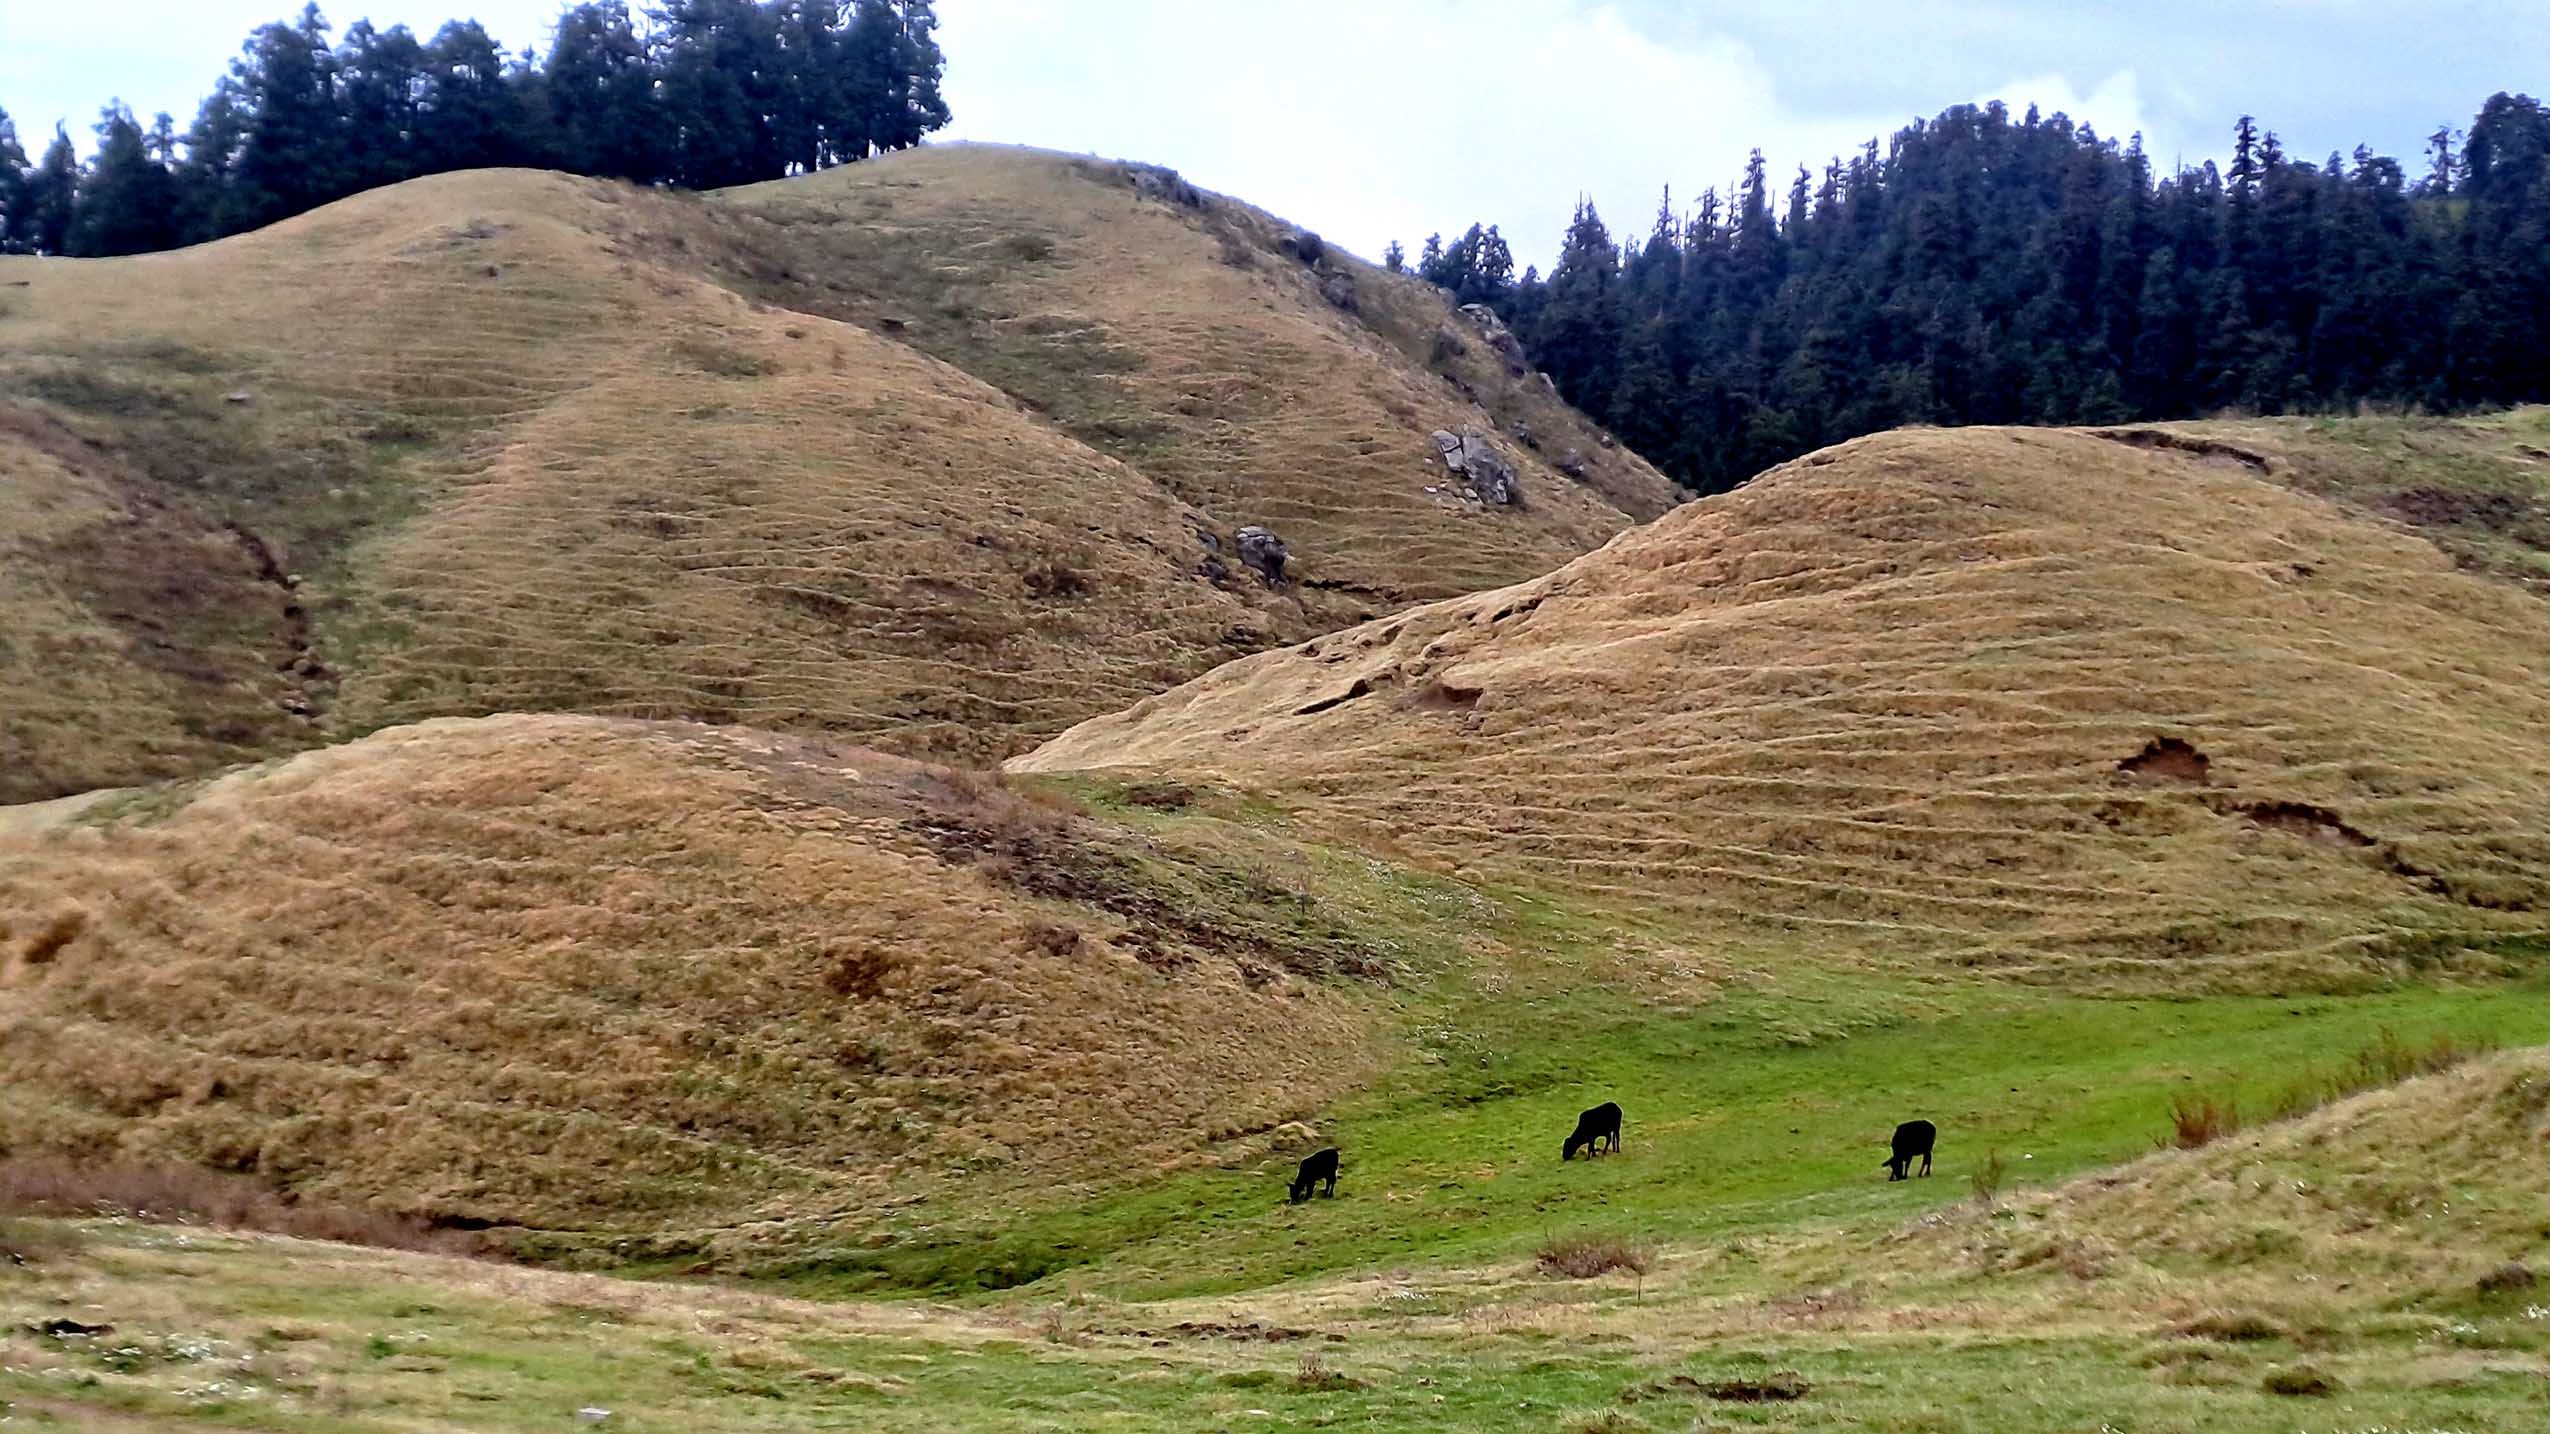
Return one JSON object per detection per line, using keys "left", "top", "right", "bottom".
{"left": 1018, "top": 416, "right": 2550, "bottom": 989}
{"left": 0, "top": 149, "right": 1675, "bottom": 801}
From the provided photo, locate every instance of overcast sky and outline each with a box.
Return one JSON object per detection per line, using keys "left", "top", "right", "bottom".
{"left": 0, "top": 1, "right": 2537, "bottom": 266}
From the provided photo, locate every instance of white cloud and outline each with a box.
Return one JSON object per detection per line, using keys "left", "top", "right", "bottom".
{"left": 940, "top": 1, "right": 2196, "bottom": 269}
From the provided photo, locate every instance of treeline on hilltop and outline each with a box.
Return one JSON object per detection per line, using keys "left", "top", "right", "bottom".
{"left": 0, "top": 0, "right": 946, "bottom": 258}
{"left": 1397, "top": 95, "right": 2550, "bottom": 492}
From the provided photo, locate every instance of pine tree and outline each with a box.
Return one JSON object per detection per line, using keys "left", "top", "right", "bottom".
{"left": 2421, "top": 126, "right": 2458, "bottom": 196}
{"left": 546, "top": 2, "right": 660, "bottom": 180}
{"left": 175, "top": 79, "right": 253, "bottom": 243}
{"left": 416, "top": 20, "right": 527, "bottom": 173}
{"left": 335, "top": 19, "right": 426, "bottom": 191}
{"left": 1533, "top": 200, "right": 1622, "bottom": 416}
{"left": 230, "top": 3, "right": 347, "bottom": 228}
{"left": 0, "top": 105, "right": 28, "bottom": 255}
{"left": 657, "top": 0, "right": 785, "bottom": 187}
{"left": 69, "top": 103, "right": 181, "bottom": 256}
{"left": 1382, "top": 240, "right": 1404, "bottom": 273}
{"left": 26, "top": 125, "right": 77, "bottom": 255}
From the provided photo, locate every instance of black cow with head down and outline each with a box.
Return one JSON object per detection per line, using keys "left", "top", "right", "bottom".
{"left": 1885, "top": 1119, "right": 1936, "bottom": 1180}
{"left": 1562, "top": 1102, "right": 1622, "bottom": 1161}
{"left": 1289, "top": 1146, "right": 1340, "bottom": 1203}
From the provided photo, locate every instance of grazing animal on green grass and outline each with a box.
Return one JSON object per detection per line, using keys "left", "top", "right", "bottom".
{"left": 1290, "top": 1147, "right": 1339, "bottom": 1203}
{"left": 1563, "top": 1102, "right": 1622, "bottom": 1161}
{"left": 1886, "top": 1119, "right": 1936, "bottom": 1180}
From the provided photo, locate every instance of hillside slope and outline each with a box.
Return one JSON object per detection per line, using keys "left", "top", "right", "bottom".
{"left": 0, "top": 150, "right": 1671, "bottom": 800}
{"left": 1019, "top": 417, "right": 2550, "bottom": 989}
{"left": 710, "top": 145, "right": 1678, "bottom": 601}
{"left": 0, "top": 715, "right": 1393, "bottom": 1254}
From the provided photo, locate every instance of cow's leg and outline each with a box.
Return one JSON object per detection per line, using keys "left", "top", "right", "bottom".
{"left": 1322, "top": 1170, "right": 1336, "bottom": 1198}
{"left": 1920, "top": 1150, "right": 1932, "bottom": 1177}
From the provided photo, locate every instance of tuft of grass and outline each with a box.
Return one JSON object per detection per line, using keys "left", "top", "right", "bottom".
{"left": 1535, "top": 1232, "right": 1651, "bottom": 1280}
{"left": 1291, "top": 1349, "right": 1363, "bottom": 1391}
{"left": 2166, "top": 1093, "right": 2241, "bottom": 1150}
{"left": 2475, "top": 1260, "right": 2536, "bottom": 1295}
{"left": 1969, "top": 1147, "right": 2009, "bottom": 1207}
{"left": 2171, "top": 1311, "right": 2289, "bottom": 1343}
{"left": 1700, "top": 1370, "right": 1811, "bottom": 1402}
{"left": 2261, "top": 1362, "right": 2339, "bottom": 1396}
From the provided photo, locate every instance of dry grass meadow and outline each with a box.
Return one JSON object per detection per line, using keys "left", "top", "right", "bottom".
{"left": 7, "top": 145, "right": 2550, "bottom": 1431}
{"left": 1022, "top": 416, "right": 2550, "bottom": 992}
{"left": 0, "top": 716, "right": 1392, "bottom": 1259}
{"left": 0, "top": 147, "right": 1673, "bottom": 801}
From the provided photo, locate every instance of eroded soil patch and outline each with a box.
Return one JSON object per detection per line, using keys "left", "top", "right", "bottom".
{"left": 2237, "top": 799, "right": 2374, "bottom": 848}
{"left": 2118, "top": 737, "right": 2210, "bottom": 786}
{"left": 2090, "top": 428, "right": 2273, "bottom": 474}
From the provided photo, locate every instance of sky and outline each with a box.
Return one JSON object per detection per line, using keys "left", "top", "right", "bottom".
{"left": 0, "top": 0, "right": 2539, "bottom": 267}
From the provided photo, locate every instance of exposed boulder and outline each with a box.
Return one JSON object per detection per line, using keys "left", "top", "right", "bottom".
{"left": 1458, "top": 302, "right": 1528, "bottom": 374}
{"left": 1555, "top": 448, "right": 1588, "bottom": 479}
{"left": 1278, "top": 228, "right": 1326, "bottom": 266}
{"left": 1512, "top": 420, "right": 1537, "bottom": 450}
{"left": 1193, "top": 528, "right": 1230, "bottom": 584}
{"left": 1125, "top": 163, "right": 1203, "bottom": 208}
{"left": 1320, "top": 273, "right": 1357, "bottom": 311}
{"left": 1429, "top": 322, "right": 1467, "bottom": 364}
{"left": 1237, "top": 525, "right": 1289, "bottom": 586}
{"left": 1465, "top": 441, "right": 1522, "bottom": 506}
{"left": 1430, "top": 429, "right": 1467, "bottom": 473}
{"left": 1429, "top": 427, "right": 1525, "bottom": 506}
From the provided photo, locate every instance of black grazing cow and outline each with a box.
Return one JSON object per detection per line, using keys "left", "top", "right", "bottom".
{"left": 1289, "top": 1147, "right": 1340, "bottom": 1204}
{"left": 1562, "top": 1102, "right": 1623, "bottom": 1161}
{"left": 1885, "top": 1119, "right": 1936, "bottom": 1181}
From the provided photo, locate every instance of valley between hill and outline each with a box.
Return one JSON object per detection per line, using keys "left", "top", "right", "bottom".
{"left": 4, "top": 154, "right": 2550, "bottom": 1433}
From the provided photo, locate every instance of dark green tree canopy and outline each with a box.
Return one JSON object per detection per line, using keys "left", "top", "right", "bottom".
{"left": 1406, "top": 95, "right": 2550, "bottom": 493}
{"left": 0, "top": 0, "right": 952, "bottom": 256}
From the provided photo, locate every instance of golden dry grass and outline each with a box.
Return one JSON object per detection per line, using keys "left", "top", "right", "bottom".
{"left": 714, "top": 145, "right": 1679, "bottom": 613}
{"left": 1019, "top": 419, "right": 2550, "bottom": 989}
{"left": 0, "top": 714, "right": 1383, "bottom": 1249}
{"left": 1918, "top": 1044, "right": 2550, "bottom": 1301}
{"left": 0, "top": 149, "right": 1673, "bottom": 799}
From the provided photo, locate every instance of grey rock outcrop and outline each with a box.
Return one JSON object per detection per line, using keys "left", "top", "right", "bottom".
{"left": 1236, "top": 525, "right": 1289, "bottom": 586}
{"left": 1429, "top": 426, "right": 1525, "bottom": 506}
{"left": 1457, "top": 303, "right": 1528, "bottom": 374}
{"left": 1193, "top": 528, "right": 1230, "bottom": 584}
{"left": 1125, "top": 163, "right": 1202, "bottom": 208}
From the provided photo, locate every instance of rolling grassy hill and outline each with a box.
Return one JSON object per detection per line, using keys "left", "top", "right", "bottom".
{"left": 0, "top": 715, "right": 1425, "bottom": 1263}
{"left": 1020, "top": 412, "right": 2550, "bottom": 991}
{"left": 9, "top": 143, "right": 2550, "bottom": 1431}
{"left": 0, "top": 147, "right": 1673, "bottom": 802}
